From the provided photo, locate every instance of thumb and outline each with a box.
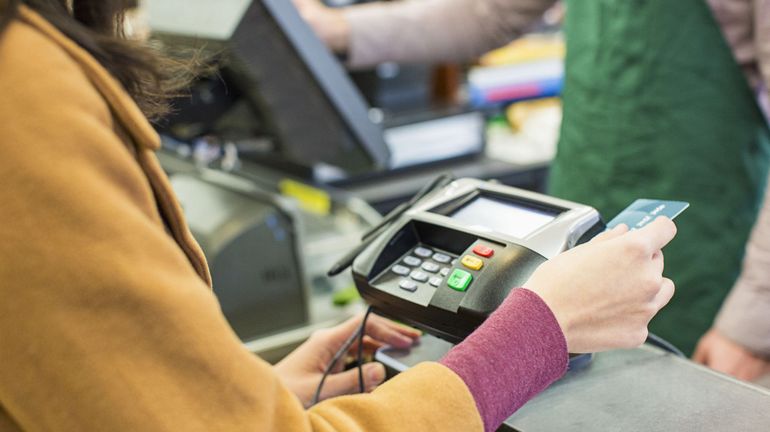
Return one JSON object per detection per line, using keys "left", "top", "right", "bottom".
{"left": 319, "top": 363, "right": 387, "bottom": 400}
{"left": 629, "top": 217, "right": 678, "bottom": 253}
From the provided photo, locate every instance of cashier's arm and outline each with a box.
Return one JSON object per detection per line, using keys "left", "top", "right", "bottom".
{"left": 295, "top": 0, "right": 558, "bottom": 67}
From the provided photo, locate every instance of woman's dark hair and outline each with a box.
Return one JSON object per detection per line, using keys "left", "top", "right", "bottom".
{"left": 0, "top": 0, "right": 187, "bottom": 119}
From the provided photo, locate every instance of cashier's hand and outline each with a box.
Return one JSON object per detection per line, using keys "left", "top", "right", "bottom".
{"left": 274, "top": 313, "right": 421, "bottom": 407}
{"left": 525, "top": 217, "right": 678, "bottom": 353}
{"left": 293, "top": 0, "right": 350, "bottom": 54}
{"left": 693, "top": 328, "right": 770, "bottom": 382}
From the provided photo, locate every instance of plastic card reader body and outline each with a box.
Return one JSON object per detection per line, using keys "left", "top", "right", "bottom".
{"left": 352, "top": 178, "right": 602, "bottom": 343}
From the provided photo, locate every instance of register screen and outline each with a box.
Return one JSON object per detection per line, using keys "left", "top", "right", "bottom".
{"left": 450, "top": 196, "right": 558, "bottom": 238}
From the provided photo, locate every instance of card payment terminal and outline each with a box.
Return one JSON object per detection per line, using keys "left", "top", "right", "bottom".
{"left": 351, "top": 178, "right": 603, "bottom": 343}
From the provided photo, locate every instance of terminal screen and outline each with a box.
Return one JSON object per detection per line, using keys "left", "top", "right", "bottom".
{"left": 450, "top": 196, "right": 558, "bottom": 238}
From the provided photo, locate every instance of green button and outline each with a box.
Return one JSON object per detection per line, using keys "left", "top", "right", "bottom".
{"left": 447, "top": 269, "right": 472, "bottom": 292}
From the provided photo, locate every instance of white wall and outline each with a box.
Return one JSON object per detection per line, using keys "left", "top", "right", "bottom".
{"left": 146, "top": 0, "right": 252, "bottom": 39}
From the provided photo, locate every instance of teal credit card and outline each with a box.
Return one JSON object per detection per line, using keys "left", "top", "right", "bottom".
{"left": 606, "top": 199, "right": 690, "bottom": 231}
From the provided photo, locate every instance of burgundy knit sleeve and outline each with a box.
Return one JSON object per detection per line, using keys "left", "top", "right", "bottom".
{"left": 439, "top": 288, "right": 568, "bottom": 432}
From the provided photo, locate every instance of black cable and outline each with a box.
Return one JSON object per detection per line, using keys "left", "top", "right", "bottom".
{"left": 328, "top": 174, "right": 454, "bottom": 277}
{"left": 312, "top": 327, "right": 359, "bottom": 406}
{"left": 646, "top": 332, "right": 686, "bottom": 358}
{"left": 357, "top": 307, "right": 375, "bottom": 393}
{"left": 312, "top": 306, "right": 375, "bottom": 405}
{"left": 360, "top": 173, "right": 454, "bottom": 241}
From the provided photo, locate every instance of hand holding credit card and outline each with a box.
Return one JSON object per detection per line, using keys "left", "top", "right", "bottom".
{"left": 606, "top": 199, "right": 690, "bottom": 230}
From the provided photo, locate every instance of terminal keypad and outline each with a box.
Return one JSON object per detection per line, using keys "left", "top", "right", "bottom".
{"left": 394, "top": 245, "right": 454, "bottom": 293}
{"left": 421, "top": 262, "right": 440, "bottom": 273}
{"left": 460, "top": 255, "right": 484, "bottom": 271}
{"left": 410, "top": 270, "right": 429, "bottom": 283}
{"left": 399, "top": 280, "right": 418, "bottom": 292}
{"left": 414, "top": 247, "right": 433, "bottom": 258}
{"left": 447, "top": 269, "right": 473, "bottom": 292}
{"left": 392, "top": 242, "right": 497, "bottom": 294}
{"left": 403, "top": 256, "right": 422, "bottom": 267}
{"left": 432, "top": 253, "right": 451, "bottom": 264}
{"left": 392, "top": 265, "right": 410, "bottom": 276}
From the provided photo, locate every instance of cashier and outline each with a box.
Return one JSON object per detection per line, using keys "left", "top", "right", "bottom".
{"left": 297, "top": 0, "right": 770, "bottom": 374}
{"left": 0, "top": 1, "right": 679, "bottom": 431}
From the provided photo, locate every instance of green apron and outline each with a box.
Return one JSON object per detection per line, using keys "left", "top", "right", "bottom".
{"left": 551, "top": 0, "right": 770, "bottom": 355}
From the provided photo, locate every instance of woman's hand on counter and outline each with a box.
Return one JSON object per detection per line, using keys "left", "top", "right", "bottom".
{"left": 525, "top": 217, "right": 678, "bottom": 353}
{"left": 274, "top": 313, "right": 420, "bottom": 407}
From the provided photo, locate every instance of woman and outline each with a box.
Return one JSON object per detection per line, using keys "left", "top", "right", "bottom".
{"left": 298, "top": 0, "right": 770, "bottom": 366}
{"left": 0, "top": 1, "right": 677, "bottom": 430}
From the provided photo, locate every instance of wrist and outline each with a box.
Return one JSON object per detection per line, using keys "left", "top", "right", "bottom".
{"left": 518, "top": 288, "right": 572, "bottom": 355}
{"left": 523, "top": 283, "right": 575, "bottom": 352}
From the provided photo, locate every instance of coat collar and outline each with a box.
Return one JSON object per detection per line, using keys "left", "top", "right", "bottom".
{"left": 18, "top": 6, "right": 161, "bottom": 151}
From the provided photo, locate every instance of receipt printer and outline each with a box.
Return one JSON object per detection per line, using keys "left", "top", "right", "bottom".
{"left": 351, "top": 178, "right": 603, "bottom": 343}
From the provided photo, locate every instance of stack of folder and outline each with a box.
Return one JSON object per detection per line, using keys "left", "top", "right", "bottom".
{"left": 468, "top": 35, "right": 565, "bottom": 108}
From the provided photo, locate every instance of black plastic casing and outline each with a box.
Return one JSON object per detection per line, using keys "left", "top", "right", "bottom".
{"left": 352, "top": 220, "right": 548, "bottom": 343}
{"left": 350, "top": 179, "right": 603, "bottom": 344}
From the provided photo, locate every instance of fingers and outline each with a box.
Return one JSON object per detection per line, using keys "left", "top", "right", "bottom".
{"left": 397, "top": 323, "right": 422, "bottom": 339}
{"left": 651, "top": 250, "right": 664, "bottom": 275}
{"left": 365, "top": 314, "right": 419, "bottom": 348}
{"left": 319, "top": 363, "right": 387, "bottom": 400}
{"left": 348, "top": 336, "right": 385, "bottom": 358}
{"left": 323, "top": 315, "right": 370, "bottom": 347}
{"left": 323, "top": 314, "right": 420, "bottom": 352}
{"left": 370, "top": 314, "right": 422, "bottom": 339}
{"left": 692, "top": 332, "right": 714, "bottom": 364}
{"left": 651, "top": 277, "right": 675, "bottom": 311}
{"left": 629, "top": 217, "right": 678, "bottom": 253}
{"left": 591, "top": 224, "right": 629, "bottom": 243}
{"left": 692, "top": 342, "right": 709, "bottom": 364}
{"left": 292, "top": 0, "right": 315, "bottom": 9}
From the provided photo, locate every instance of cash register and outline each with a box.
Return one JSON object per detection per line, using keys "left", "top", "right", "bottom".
{"left": 350, "top": 178, "right": 603, "bottom": 343}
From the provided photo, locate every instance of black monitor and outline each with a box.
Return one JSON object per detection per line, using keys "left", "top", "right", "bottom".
{"left": 149, "top": 0, "right": 391, "bottom": 177}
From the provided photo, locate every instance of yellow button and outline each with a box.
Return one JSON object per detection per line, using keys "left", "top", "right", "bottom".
{"left": 461, "top": 255, "right": 484, "bottom": 271}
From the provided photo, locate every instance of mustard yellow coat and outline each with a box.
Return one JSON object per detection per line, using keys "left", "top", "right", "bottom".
{"left": 0, "top": 7, "right": 482, "bottom": 431}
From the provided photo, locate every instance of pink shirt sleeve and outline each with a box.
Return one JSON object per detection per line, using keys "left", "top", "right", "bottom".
{"left": 440, "top": 288, "right": 568, "bottom": 432}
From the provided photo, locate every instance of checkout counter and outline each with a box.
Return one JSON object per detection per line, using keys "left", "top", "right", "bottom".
{"left": 349, "top": 177, "right": 770, "bottom": 431}
{"left": 378, "top": 336, "right": 770, "bottom": 432}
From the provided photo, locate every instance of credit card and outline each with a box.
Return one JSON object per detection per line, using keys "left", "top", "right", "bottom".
{"left": 606, "top": 199, "right": 690, "bottom": 231}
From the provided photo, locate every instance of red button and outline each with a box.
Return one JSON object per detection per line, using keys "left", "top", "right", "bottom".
{"left": 473, "top": 245, "right": 494, "bottom": 258}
